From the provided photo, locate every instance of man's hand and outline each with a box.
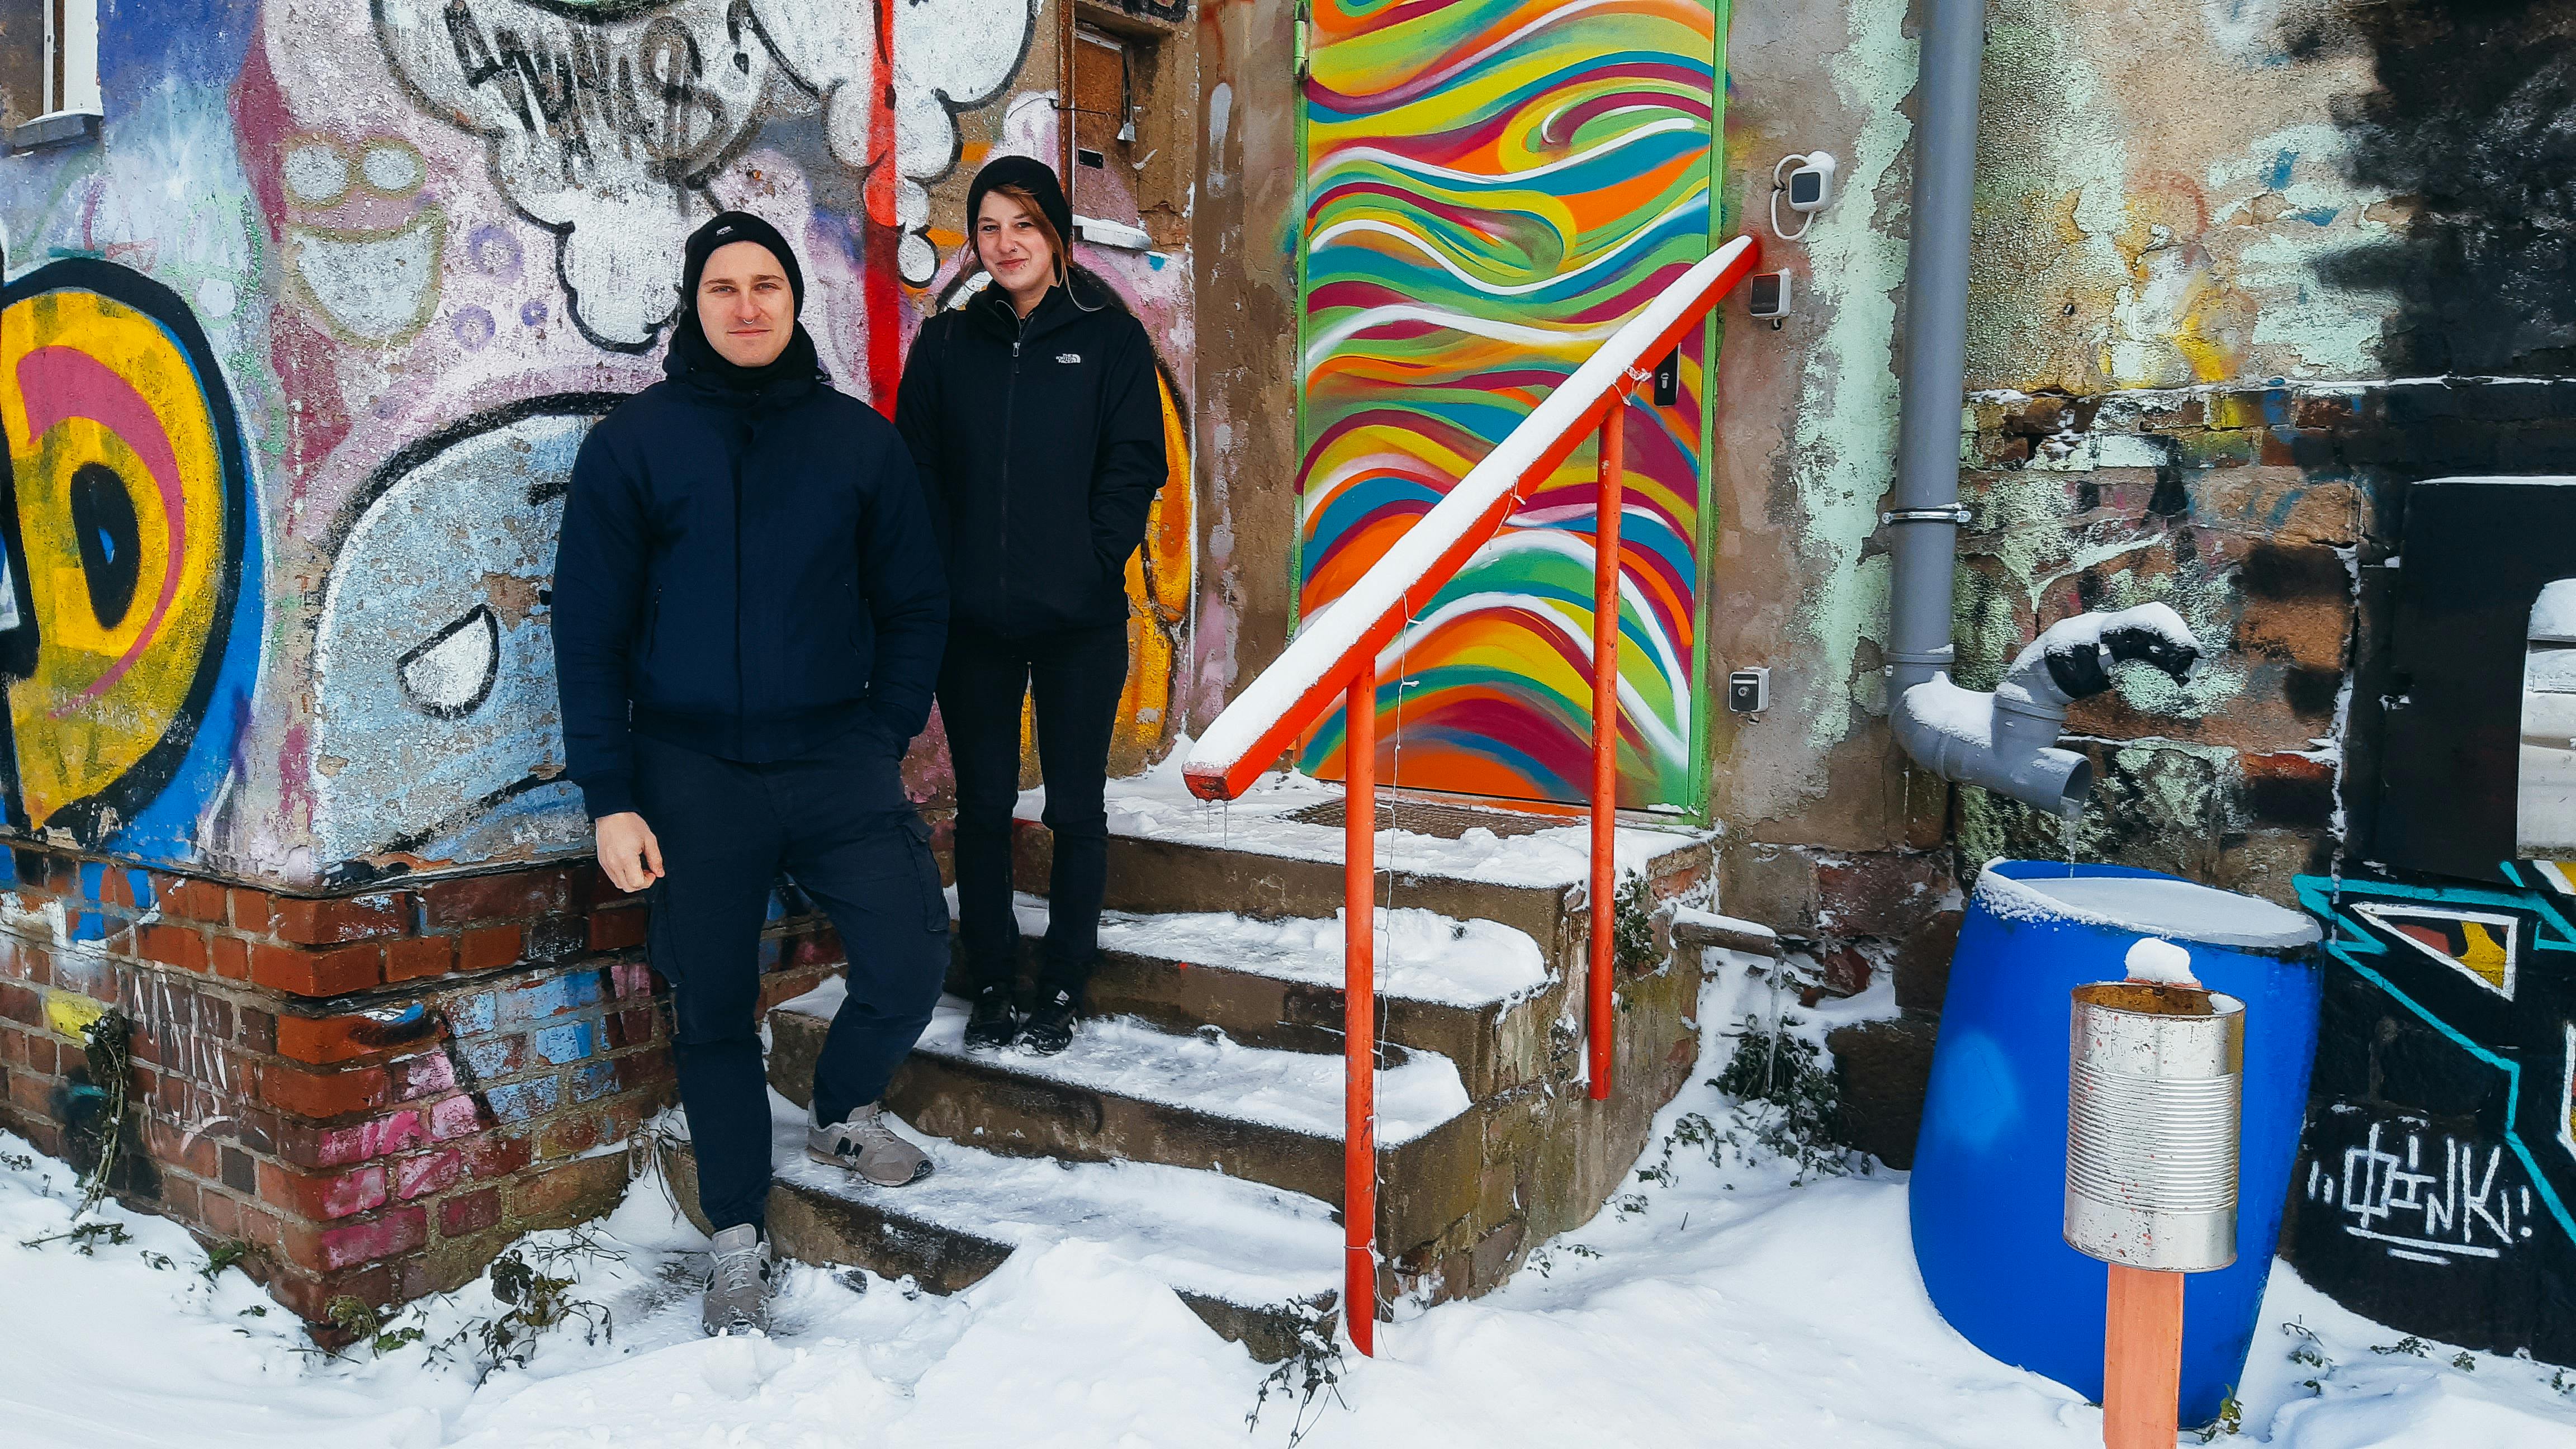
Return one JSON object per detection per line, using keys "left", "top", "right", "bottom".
{"left": 595, "top": 812, "right": 665, "bottom": 894}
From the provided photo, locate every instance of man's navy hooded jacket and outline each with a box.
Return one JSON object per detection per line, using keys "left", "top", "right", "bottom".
{"left": 551, "top": 347, "right": 947, "bottom": 822}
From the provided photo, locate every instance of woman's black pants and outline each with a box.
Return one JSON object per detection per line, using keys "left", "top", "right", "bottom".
{"left": 937, "top": 619, "right": 1131, "bottom": 1002}
{"left": 637, "top": 730, "right": 950, "bottom": 1238}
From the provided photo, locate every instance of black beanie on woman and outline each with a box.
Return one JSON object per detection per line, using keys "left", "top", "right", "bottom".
{"left": 665, "top": 209, "right": 822, "bottom": 397}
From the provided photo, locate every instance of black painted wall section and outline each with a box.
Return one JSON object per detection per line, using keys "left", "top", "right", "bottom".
{"left": 2368, "top": 478, "right": 2576, "bottom": 880}
{"left": 2287, "top": 867, "right": 2576, "bottom": 1363}
{"left": 2301, "top": 1, "right": 2576, "bottom": 375}
{"left": 2262, "top": 1, "right": 2576, "bottom": 1366}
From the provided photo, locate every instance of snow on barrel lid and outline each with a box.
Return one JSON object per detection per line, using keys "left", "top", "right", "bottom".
{"left": 1974, "top": 865, "right": 2322, "bottom": 950}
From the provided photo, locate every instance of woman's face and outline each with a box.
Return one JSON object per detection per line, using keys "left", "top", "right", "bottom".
{"left": 976, "top": 192, "right": 1054, "bottom": 301}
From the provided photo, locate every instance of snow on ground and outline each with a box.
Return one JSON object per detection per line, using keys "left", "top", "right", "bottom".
{"left": 6, "top": 964, "right": 2576, "bottom": 1447}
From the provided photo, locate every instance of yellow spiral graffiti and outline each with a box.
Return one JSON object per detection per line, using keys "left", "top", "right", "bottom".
{"left": 0, "top": 286, "right": 232, "bottom": 827}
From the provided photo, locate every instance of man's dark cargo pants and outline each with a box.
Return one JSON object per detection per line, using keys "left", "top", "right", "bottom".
{"left": 636, "top": 729, "right": 949, "bottom": 1238}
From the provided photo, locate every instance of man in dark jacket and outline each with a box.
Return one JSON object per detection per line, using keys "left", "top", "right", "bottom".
{"left": 552, "top": 211, "right": 949, "bottom": 1337}
{"left": 895, "top": 157, "right": 1167, "bottom": 1055}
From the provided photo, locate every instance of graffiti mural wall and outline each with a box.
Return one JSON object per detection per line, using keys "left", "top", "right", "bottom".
{"left": 0, "top": 257, "right": 263, "bottom": 864}
{"left": 2265, "top": 473, "right": 2576, "bottom": 1360}
{"left": 0, "top": 0, "right": 1196, "bottom": 886}
{"left": 1294, "top": 0, "right": 1721, "bottom": 811}
{"left": 2291, "top": 865, "right": 2576, "bottom": 1359}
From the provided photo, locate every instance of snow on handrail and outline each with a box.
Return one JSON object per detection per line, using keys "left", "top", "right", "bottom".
{"left": 1181, "top": 233, "right": 1763, "bottom": 801}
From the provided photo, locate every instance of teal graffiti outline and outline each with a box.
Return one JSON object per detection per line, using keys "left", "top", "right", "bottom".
{"left": 2293, "top": 870, "right": 2576, "bottom": 1245}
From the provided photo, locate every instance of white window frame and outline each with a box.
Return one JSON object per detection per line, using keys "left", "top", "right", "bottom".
{"left": 13, "top": 0, "right": 100, "bottom": 151}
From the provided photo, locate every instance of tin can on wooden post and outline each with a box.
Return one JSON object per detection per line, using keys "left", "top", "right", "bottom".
{"left": 2065, "top": 979, "right": 2245, "bottom": 1449}
{"left": 2066, "top": 981, "right": 2245, "bottom": 1271}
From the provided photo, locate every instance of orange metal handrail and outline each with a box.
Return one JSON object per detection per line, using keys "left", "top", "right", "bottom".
{"left": 1588, "top": 404, "right": 1625, "bottom": 1101}
{"left": 1178, "top": 234, "right": 1763, "bottom": 1352}
{"left": 1341, "top": 664, "right": 1378, "bottom": 1355}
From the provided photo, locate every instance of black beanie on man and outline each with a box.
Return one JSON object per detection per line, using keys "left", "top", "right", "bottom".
{"left": 666, "top": 209, "right": 821, "bottom": 396}
{"left": 964, "top": 155, "right": 1074, "bottom": 253}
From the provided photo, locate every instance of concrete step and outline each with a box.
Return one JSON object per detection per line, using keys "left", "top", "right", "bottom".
{"left": 660, "top": 1100, "right": 1339, "bottom": 1361}
{"left": 955, "top": 894, "right": 1565, "bottom": 1098}
{"left": 767, "top": 981, "right": 1490, "bottom": 1266}
{"left": 1006, "top": 776, "right": 1715, "bottom": 970}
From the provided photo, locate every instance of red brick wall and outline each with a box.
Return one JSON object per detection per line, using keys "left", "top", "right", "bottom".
{"left": 0, "top": 847, "right": 847, "bottom": 1324}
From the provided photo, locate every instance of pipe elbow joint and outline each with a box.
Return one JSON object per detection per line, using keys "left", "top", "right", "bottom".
{"left": 1892, "top": 675, "right": 2094, "bottom": 818}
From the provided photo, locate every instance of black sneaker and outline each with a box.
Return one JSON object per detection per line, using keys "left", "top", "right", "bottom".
{"left": 1016, "top": 988, "right": 1079, "bottom": 1056}
{"left": 963, "top": 984, "right": 1018, "bottom": 1051}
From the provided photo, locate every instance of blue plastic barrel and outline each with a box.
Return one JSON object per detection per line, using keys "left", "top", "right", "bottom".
{"left": 1909, "top": 861, "right": 2322, "bottom": 1424}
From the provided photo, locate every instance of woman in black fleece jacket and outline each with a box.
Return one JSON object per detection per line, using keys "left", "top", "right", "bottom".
{"left": 896, "top": 157, "right": 1168, "bottom": 1055}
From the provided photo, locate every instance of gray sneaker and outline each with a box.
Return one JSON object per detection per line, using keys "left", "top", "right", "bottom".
{"left": 807, "top": 1101, "right": 934, "bottom": 1186}
{"left": 702, "top": 1223, "right": 773, "bottom": 1336}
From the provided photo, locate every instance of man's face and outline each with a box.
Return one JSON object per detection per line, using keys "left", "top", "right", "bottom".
{"left": 696, "top": 240, "right": 794, "bottom": 368}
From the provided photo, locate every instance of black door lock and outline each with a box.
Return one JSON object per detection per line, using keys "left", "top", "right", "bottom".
{"left": 1652, "top": 348, "right": 1680, "bottom": 407}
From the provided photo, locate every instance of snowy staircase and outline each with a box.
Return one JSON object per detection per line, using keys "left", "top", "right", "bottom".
{"left": 665, "top": 1083, "right": 1343, "bottom": 1359}
{"left": 671, "top": 778, "right": 1716, "bottom": 1358}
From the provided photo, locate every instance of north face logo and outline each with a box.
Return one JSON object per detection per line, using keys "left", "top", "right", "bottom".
{"left": 1057, "top": 352, "right": 1082, "bottom": 364}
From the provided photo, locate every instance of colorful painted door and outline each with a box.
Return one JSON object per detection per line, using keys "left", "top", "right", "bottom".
{"left": 1296, "top": 0, "right": 1727, "bottom": 811}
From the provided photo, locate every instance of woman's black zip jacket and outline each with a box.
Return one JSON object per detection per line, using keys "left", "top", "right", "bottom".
{"left": 551, "top": 364, "right": 948, "bottom": 821}
{"left": 894, "top": 280, "right": 1168, "bottom": 637}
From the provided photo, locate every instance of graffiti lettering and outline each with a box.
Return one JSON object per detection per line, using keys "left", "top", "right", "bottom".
{"left": 378, "top": 0, "right": 1037, "bottom": 344}
{"left": 2308, "top": 1119, "right": 2537, "bottom": 1266}
{"left": 440, "top": 4, "right": 733, "bottom": 187}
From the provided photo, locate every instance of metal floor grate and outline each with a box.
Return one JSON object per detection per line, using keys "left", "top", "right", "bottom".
{"left": 1281, "top": 798, "right": 1560, "bottom": 840}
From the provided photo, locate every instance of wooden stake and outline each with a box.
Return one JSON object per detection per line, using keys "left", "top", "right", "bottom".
{"left": 2103, "top": 1264, "right": 2183, "bottom": 1448}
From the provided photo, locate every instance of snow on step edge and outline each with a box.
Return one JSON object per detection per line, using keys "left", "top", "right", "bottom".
{"left": 746, "top": 1098, "right": 1341, "bottom": 1309}
{"left": 948, "top": 887, "right": 1552, "bottom": 1008}
{"left": 782, "top": 981, "right": 1475, "bottom": 1145}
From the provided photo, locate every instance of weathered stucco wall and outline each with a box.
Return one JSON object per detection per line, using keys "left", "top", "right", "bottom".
{"left": 1183, "top": 0, "right": 1298, "bottom": 740}
{"left": 1180, "top": 0, "right": 2389, "bottom": 913}
{"left": 1705, "top": 0, "right": 2564, "bottom": 924}
{"left": 0, "top": 0, "right": 1199, "bottom": 889}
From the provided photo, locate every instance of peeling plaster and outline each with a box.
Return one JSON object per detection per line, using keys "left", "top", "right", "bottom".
{"left": 1786, "top": 0, "right": 1912, "bottom": 756}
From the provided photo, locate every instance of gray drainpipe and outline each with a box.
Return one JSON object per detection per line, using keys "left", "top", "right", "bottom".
{"left": 1881, "top": 0, "right": 2198, "bottom": 816}
{"left": 1883, "top": 0, "right": 1986, "bottom": 715}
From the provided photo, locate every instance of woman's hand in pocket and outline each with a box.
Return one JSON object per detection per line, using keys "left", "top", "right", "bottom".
{"left": 595, "top": 812, "right": 665, "bottom": 894}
